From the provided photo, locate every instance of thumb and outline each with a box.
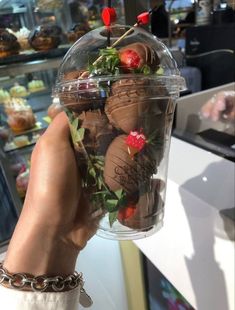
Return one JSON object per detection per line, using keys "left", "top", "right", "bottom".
{"left": 44, "top": 112, "right": 71, "bottom": 144}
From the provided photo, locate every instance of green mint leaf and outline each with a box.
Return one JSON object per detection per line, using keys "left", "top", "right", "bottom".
{"left": 109, "top": 211, "right": 118, "bottom": 227}
{"left": 106, "top": 199, "right": 119, "bottom": 212}
{"left": 156, "top": 67, "right": 164, "bottom": 75}
{"left": 91, "top": 191, "right": 108, "bottom": 196}
{"left": 115, "top": 189, "right": 123, "bottom": 200}
{"left": 89, "top": 47, "right": 120, "bottom": 76}
{"left": 89, "top": 167, "right": 96, "bottom": 179}
{"left": 77, "top": 127, "right": 85, "bottom": 141}
{"left": 69, "top": 118, "right": 85, "bottom": 144}
{"left": 69, "top": 118, "right": 79, "bottom": 144}
{"left": 97, "top": 177, "right": 103, "bottom": 190}
{"left": 142, "top": 65, "right": 151, "bottom": 75}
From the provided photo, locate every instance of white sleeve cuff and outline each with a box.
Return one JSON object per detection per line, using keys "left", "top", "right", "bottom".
{"left": 0, "top": 284, "right": 80, "bottom": 310}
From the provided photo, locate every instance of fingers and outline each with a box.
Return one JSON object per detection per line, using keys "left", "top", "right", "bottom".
{"left": 43, "top": 112, "right": 71, "bottom": 143}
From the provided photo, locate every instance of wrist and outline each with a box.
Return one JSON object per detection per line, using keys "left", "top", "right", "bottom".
{"left": 4, "top": 215, "right": 79, "bottom": 276}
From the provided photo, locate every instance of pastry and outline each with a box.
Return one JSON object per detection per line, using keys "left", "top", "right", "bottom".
{"left": 16, "top": 167, "right": 30, "bottom": 198}
{"left": 13, "top": 135, "right": 29, "bottom": 147}
{"left": 67, "top": 24, "right": 90, "bottom": 44}
{"left": 10, "top": 162, "right": 25, "bottom": 176}
{"left": 9, "top": 83, "right": 29, "bottom": 97}
{"left": 7, "top": 106, "right": 36, "bottom": 132}
{"left": 37, "top": 0, "right": 63, "bottom": 11}
{"left": 47, "top": 97, "right": 63, "bottom": 119}
{"left": 0, "top": 28, "right": 20, "bottom": 58}
{"left": 28, "top": 79, "right": 45, "bottom": 93}
{"left": 29, "top": 25, "right": 62, "bottom": 51}
{"left": 4, "top": 97, "right": 28, "bottom": 114}
{"left": 12, "top": 27, "right": 31, "bottom": 50}
{"left": 0, "top": 126, "right": 10, "bottom": 141}
{"left": 0, "top": 88, "right": 10, "bottom": 103}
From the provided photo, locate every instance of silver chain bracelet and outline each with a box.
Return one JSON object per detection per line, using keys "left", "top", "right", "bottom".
{"left": 0, "top": 262, "right": 83, "bottom": 292}
{"left": 0, "top": 262, "right": 93, "bottom": 307}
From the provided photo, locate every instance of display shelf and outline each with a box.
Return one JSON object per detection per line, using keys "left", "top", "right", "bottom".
{"left": 0, "top": 45, "right": 69, "bottom": 66}
{"left": 0, "top": 58, "right": 62, "bottom": 78}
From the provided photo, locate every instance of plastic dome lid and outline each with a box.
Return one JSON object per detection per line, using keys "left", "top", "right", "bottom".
{"left": 55, "top": 24, "right": 186, "bottom": 96}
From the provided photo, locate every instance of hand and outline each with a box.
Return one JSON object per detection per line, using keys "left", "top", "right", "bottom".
{"left": 200, "top": 91, "right": 235, "bottom": 122}
{"left": 4, "top": 112, "right": 98, "bottom": 276}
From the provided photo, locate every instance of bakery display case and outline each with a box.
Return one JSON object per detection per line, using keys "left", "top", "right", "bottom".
{"left": 0, "top": 3, "right": 70, "bottom": 227}
{"left": 0, "top": 65, "right": 55, "bottom": 199}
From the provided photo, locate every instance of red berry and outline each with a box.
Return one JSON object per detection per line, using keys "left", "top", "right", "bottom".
{"left": 119, "top": 49, "right": 141, "bottom": 71}
{"left": 118, "top": 204, "right": 136, "bottom": 221}
{"left": 137, "top": 12, "right": 150, "bottom": 25}
{"left": 126, "top": 130, "right": 146, "bottom": 151}
{"left": 102, "top": 7, "right": 117, "bottom": 26}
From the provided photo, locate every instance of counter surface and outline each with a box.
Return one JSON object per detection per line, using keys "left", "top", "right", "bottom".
{"left": 135, "top": 137, "right": 235, "bottom": 310}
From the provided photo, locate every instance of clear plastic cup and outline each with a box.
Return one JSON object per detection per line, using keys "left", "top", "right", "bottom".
{"left": 55, "top": 24, "right": 186, "bottom": 240}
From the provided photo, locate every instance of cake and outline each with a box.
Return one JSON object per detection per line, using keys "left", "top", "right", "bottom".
{"left": 0, "top": 126, "right": 10, "bottom": 141}
{"left": 12, "top": 27, "right": 31, "bottom": 51}
{"left": 0, "top": 28, "right": 20, "bottom": 58}
{"left": 16, "top": 167, "right": 30, "bottom": 198}
{"left": 0, "top": 88, "right": 10, "bottom": 103}
{"left": 9, "top": 83, "right": 29, "bottom": 97}
{"left": 67, "top": 23, "right": 90, "bottom": 44}
{"left": 7, "top": 106, "right": 36, "bottom": 133}
{"left": 29, "top": 25, "right": 62, "bottom": 51}
{"left": 4, "top": 97, "right": 28, "bottom": 115}
{"left": 28, "top": 79, "right": 45, "bottom": 93}
{"left": 37, "top": 0, "right": 63, "bottom": 10}
{"left": 13, "top": 135, "right": 29, "bottom": 147}
{"left": 10, "top": 162, "right": 25, "bottom": 176}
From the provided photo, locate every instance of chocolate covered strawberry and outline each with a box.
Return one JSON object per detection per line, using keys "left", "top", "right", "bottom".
{"left": 126, "top": 130, "right": 146, "bottom": 158}
{"left": 118, "top": 204, "right": 136, "bottom": 221}
{"left": 119, "top": 43, "right": 160, "bottom": 72}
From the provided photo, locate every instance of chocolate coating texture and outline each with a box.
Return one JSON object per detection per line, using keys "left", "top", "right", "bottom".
{"left": 104, "top": 135, "right": 156, "bottom": 194}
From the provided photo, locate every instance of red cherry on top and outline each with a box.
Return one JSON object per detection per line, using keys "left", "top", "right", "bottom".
{"left": 137, "top": 12, "right": 150, "bottom": 25}
{"left": 102, "top": 7, "right": 117, "bottom": 26}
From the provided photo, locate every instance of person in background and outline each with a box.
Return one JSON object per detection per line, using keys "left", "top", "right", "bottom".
{"left": 200, "top": 91, "right": 235, "bottom": 122}
{"left": 0, "top": 112, "right": 98, "bottom": 309}
{"left": 150, "top": 0, "right": 169, "bottom": 38}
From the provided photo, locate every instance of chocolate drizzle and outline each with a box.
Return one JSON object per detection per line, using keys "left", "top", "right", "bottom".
{"left": 104, "top": 135, "right": 156, "bottom": 194}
